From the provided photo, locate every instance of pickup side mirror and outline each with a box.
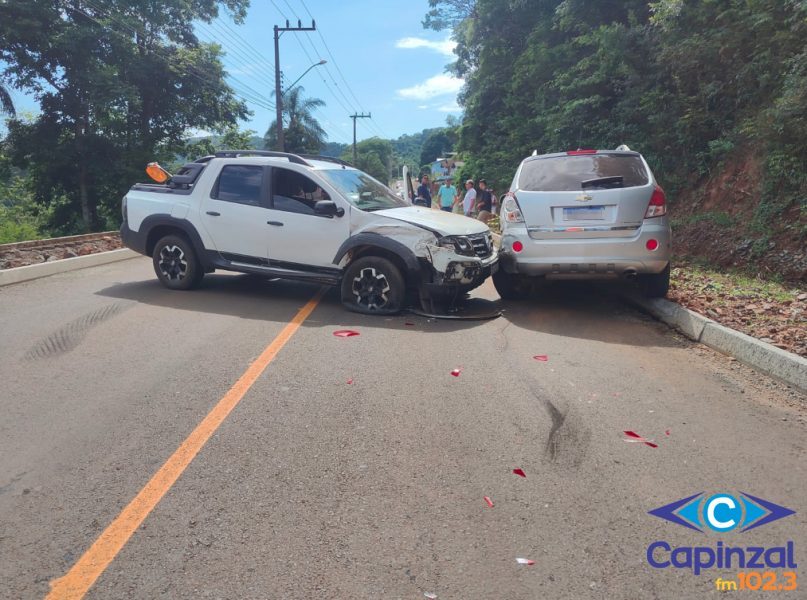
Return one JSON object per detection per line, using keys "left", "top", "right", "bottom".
{"left": 314, "top": 200, "right": 344, "bottom": 217}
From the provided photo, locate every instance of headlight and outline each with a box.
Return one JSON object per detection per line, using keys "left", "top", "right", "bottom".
{"left": 438, "top": 236, "right": 475, "bottom": 256}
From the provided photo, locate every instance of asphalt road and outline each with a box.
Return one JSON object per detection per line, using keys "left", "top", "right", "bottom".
{"left": 1, "top": 257, "right": 805, "bottom": 599}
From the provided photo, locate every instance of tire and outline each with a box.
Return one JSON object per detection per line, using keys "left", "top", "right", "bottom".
{"left": 152, "top": 234, "right": 203, "bottom": 290}
{"left": 341, "top": 256, "right": 405, "bottom": 315}
{"left": 492, "top": 269, "right": 531, "bottom": 300}
{"left": 642, "top": 263, "right": 670, "bottom": 298}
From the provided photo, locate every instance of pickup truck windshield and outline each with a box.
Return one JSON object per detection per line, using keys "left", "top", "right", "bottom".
{"left": 320, "top": 169, "right": 408, "bottom": 211}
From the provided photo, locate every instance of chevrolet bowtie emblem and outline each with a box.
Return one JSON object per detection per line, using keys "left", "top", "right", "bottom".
{"left": 576, "top": 194, "right": 593, "bottom": 202}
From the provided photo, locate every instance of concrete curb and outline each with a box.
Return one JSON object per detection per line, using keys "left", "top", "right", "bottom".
{"left": 0, "top": 249, "right": 140, "bottom": 287}
{"left": 623, "top": 294, "right": 807, "bottom": 395}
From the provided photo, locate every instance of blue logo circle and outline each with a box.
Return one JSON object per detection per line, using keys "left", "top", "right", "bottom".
{"left": 703, "top": 494, "right": 742, "bottom": 532}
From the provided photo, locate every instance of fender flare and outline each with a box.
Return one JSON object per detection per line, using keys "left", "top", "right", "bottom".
{"left": 138, "top": 214, "right": 213, "bottom": 270}
{"left": 333, "top": 232, "right": 423, "bottom": 276}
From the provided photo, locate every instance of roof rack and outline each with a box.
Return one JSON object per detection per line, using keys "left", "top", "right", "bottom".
{"left": 208, "top": 150, "right": 312, "bottom": 166}
{"left": 297, "top": 154, "right": 353, "bottom": 167}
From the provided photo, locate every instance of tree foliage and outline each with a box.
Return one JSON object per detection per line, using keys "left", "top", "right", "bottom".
{"left": 0, "top": 0, "right": 249, "bottom": 232}
{"left": 341, "top": 137, "right": 394, "bottom": 183}
{"left": 264, "top": 86, "right": 326, "bottom": 154}
{"left": 429, "top": 0, "right": 807, "bottom": 229}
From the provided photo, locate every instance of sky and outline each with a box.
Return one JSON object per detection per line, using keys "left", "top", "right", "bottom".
{"left": 3, "top": 0, "right": 463, "bottom": 144}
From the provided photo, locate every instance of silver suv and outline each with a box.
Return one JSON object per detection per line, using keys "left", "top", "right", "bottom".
{"left": 494, "top": 147, "right": 671, "bottom": 298}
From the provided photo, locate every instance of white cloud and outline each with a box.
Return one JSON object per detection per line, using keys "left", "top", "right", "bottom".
{"left": 397, "top": 74, "right": 464, "bottom": 100}
{"left": 437, "top": 101, "right": 463, "bottom": 113}
{"left": 395, "top": 37, "right": 456, "bottom": 56}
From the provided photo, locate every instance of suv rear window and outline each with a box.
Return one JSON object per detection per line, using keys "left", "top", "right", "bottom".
{"left": 518, "top": 154, "right": 649, "bottom": 191}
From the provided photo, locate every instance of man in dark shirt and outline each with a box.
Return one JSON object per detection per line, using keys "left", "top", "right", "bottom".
{"left": 477, "top": 178, "right": 492, "bottom": 222}
{"left": 415, "top": 175, "right": 432, "bottom": 208}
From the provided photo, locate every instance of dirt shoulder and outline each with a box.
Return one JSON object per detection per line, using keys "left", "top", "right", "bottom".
{"left": 669, "top": 258, "right": 806, "bottom": 357}
{"left": 0, "top": 233, "right": 122, "bottom": 270}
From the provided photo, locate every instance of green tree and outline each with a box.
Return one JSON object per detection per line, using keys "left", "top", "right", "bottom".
{"left": 264, "top": 86, "right": 326, "bottom": 154}
{"left": 0, "top": 0, "right": 249, "bottom": 232}
{"left": 0, "top": 80, "right": 14, "bottom": 116}
{"left": 340, "top": 137, "right": 393, "bottom": 183}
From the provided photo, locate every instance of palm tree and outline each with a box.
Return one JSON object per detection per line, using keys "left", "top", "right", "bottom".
{"left": 264, "top": 86, "right": 326, "bottom": 154}
{"left": 0, "top": 81, "right": 15, "bottom": 116}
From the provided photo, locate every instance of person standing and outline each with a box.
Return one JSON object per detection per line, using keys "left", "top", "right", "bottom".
{"left": 415, "top": 174, "right": 433, "bottom": 208}
{"left": 462, "top": 179, "right": 477, "bottom": 217}
{"left": 437, "top": 177, "right": 457, "bottom": 213}
{"left": 476, "top": 178, "right": 493, "bottom": 223}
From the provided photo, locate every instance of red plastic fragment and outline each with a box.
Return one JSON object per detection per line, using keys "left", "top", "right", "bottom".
{"left": 346, "top": 378, "right": 354, "bottom": 385}
{"left": 516, "top": 558, "right": 535, "bottom": 565}
{"left": 623, "top": 430, "right": 658, "bottom": 448}
{"left": 533, "top": 355, "right": 549, "bottom": 362}
{"left": 665, "top": 429, "right": 671, "bottom": 436}
{"left": 333, "top": 330, "right": 360, "bottom": 337}
{"left": 513, "top": 468, "right": 526, "bottom": 478}
{"left": 484, "top": 496, "right": 494, "bottom": 508}
{"left": 450, "top": 368, "right": 462, "bottom": 377}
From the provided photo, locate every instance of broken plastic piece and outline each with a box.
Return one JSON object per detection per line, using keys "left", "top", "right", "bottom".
{"left": 665, "top": 429, "right": 671, "bottom": 436}
{"left": 346, "top": 378, "right": 354, "bottom": 385}
{"left": 623, "top": 430, "right": 658, "bottom": 448}
{"left": 533, "top": 355, "right": 549, "bottom": 362}
{"left": 516, "top": 558, "right": 535, "bottom": 565}
{"left": 424, "top": 593, "right": 437, "bottom": 599}
{"left": 484, "top": 496, "right": 494, "bottom": 508}
{"left": 333, "top": 330, "right": 360, "bottom": 337}
{"left": 513, "top": 468, "right": 526, "bottom": 478}
{"left": 450, "top": 368, "right": 462, "bottom": 377}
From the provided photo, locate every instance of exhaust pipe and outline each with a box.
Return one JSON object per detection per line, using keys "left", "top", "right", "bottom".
{"left": 623, "top": 268, "right": 638, "bottom": 281}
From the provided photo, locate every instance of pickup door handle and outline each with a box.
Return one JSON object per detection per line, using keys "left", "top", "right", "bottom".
{"left": 205, "top": 211, "right": 220, "bottom": 216}
{"left": 267, "top": 221, "right": 284, "bottom": 226}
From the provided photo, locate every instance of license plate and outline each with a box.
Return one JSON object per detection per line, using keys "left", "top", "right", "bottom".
{"left": 563, "top": 206, "right": 605, "bottom": 220}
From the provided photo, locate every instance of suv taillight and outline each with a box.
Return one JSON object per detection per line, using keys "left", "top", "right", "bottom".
{"left": 645, "top": 185, "right": 666, "bottom": 218}
{"left": 502, "top": 193, "right": 524, "bottom": 223}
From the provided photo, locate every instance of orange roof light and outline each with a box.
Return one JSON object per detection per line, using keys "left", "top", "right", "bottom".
{"left": 146, "top": 162, "right": 171, "bottom": 184}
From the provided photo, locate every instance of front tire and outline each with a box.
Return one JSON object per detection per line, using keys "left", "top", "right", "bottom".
{"left": 642, "top": 263, "right": 670, "bottom": 298}
{"left": 341, "top": 256, "right": 405, "bottom": 315}
{"left": 152, "top": 234, "right": 203, "bottom": 290}
{"left": 492, "top": 270, "right": 531, "bottom": 300}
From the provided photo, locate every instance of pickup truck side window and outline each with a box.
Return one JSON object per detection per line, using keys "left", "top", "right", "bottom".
{"left": 272, "top": 167, "right": 330, "bottom": 215}
{"left": 212, "top": 165, "right": 264, "bottom": 206}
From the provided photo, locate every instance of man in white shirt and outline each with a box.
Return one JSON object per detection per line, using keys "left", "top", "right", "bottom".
{"left": 462, "top": 179, "right": 477, "bottom": 217}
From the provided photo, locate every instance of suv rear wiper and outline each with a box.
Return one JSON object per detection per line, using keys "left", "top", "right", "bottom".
{"left": 581, "top": 176, "right": 623, "bottom": 190}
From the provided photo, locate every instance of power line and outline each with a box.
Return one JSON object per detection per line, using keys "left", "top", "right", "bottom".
{"left": 295, "top": 0, "right": 390, "bottom": 140}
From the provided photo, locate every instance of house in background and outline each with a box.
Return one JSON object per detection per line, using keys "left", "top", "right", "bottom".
{"left": 430, "top": 153, "right": 464, "bottom": 182}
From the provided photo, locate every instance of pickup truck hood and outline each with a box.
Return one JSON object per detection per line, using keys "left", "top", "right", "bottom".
{"left": 374, "top": 206, "right": 489, "bottom": 236}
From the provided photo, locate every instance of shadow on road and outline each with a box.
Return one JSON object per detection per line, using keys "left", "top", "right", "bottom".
{"left": 497, "top": 280, "right": 682, "bottom": 348}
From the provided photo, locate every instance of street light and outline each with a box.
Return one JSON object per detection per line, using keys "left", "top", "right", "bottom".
{"left": 285, "top": 59, "right": 327, "bottom": 94}
{"left": 275, "top": 59, "right": 327, "bottom": 152}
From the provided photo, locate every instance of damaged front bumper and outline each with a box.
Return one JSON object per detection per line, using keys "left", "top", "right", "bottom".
{"left": 419, "top": 237, "right": 499, "bottom": 296}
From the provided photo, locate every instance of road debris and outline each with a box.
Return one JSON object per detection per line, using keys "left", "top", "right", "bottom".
{"left": 665, "top": 429, "right": 671, "bottom": 436}
{"left": 333, "top": 330, "right": 360, "bottom": 337}
{"left": 405, "top": 322, "right": 415, "bottom": 327}
{"left": 450, "top": 368, "right": 462, "bottom": 377}
{"left": 484, "top": 496, "right": 494, "bottom": 508}
{"left": 516, "top": 558, "right": 535, "bottom": 565}
{"left": 346, "top": 378, "right": 354, "bottom": 385}
{"left": 623, "top": 430, "right": 658, "bottom": 448}
{"left": 532, "top": 355, "right": 549, "bottom": 362}
{"left": 424, "top": 593, "right": 438, "bottom": 599}
{"left": 513, "top": 468, "right": 526, "bottom": 478}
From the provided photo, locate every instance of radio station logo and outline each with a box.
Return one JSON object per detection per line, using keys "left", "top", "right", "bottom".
{"left": 649, "top": 492, "right": 795, "bottom": 533}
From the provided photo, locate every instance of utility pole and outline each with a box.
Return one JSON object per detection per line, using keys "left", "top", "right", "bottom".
{"left": 274, "top": 19, "right": 316, "bottom": 152}
{"left": 350, "top": 112, "right": 371, "bottom": 164}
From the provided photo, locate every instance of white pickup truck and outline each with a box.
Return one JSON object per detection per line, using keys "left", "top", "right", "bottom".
{"left": 120, "top": 151, "right": 497, "bottom": 314}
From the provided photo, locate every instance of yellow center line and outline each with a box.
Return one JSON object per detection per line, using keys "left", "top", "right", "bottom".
{"left": 46, "top": 287, "right": 326, "bottom": 599}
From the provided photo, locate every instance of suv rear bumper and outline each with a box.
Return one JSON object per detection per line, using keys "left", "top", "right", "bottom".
{"left": 499, "top": 221, "right": 670, "bottom": 277}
